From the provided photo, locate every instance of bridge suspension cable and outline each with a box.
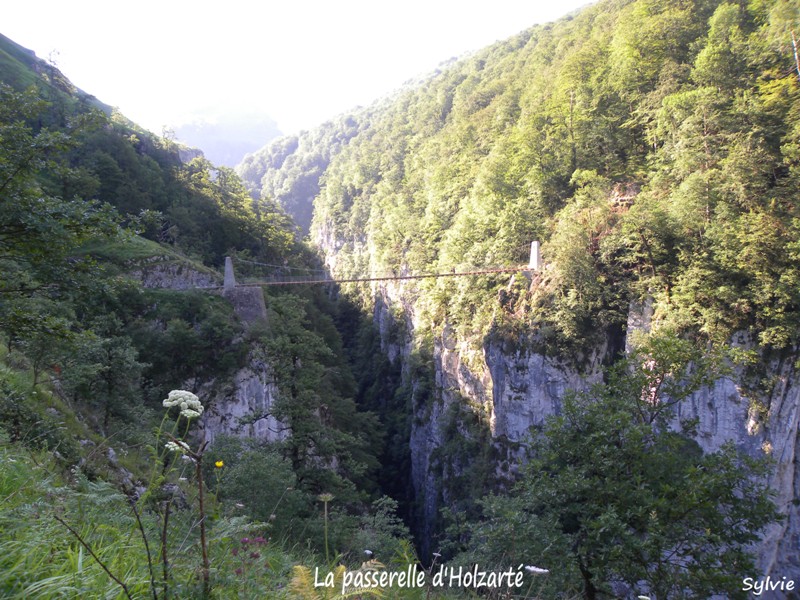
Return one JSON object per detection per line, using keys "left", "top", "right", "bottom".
{"left": 222, "top": 241, "right": 541, "bottom": 288}
{"left": 235, "top": 266, "right": 530, "bottom": 287}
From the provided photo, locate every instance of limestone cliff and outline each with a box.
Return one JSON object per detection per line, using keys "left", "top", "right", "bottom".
{"left": 130, "top": 256, "right": 220, "bottom": 290}
{"left": 201, "top": 355, "right": 287, "bottom": 445}
{"left": 130, "top": 256, "right": 285, "bottom": 446}
{"left": 367, "top": 279, "right": 799, "bottom": 577}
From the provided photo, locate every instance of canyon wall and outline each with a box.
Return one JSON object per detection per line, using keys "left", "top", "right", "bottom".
{"left": 370, "top": 280, "right": 800, "bottom": 576}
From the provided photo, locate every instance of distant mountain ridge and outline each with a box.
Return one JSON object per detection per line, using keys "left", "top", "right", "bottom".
{"left": 174, "top": 113, "right": 282, "bottom": 167}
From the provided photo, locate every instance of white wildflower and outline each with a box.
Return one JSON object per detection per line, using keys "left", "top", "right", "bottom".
{"left": 163, "top": 390, "right": 204, "bottom": 419}
{"left": 180, "top": 407, "right": 203, "bottom": 419}
{"left": 165, "top": 440, "right": 190, "bottom": 454}
{"left": 525, "top": 566, "right": 549, "bottom": 575}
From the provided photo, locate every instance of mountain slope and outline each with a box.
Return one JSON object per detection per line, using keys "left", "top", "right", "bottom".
{"left": 239, "top": 0, "right": 800, "bottom": 587}
{"left": 0, "top": 32, "right": 408, "bottom": 598}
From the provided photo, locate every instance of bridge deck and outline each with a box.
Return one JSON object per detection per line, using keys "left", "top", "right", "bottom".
{"left": 234, "top": 266, "right": 530, "bottom": 287}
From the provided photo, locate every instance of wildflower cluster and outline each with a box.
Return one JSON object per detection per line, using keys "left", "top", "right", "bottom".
{"left": 231, "top": 536, "right": 270, "bottom": 576}
{"left": 163, "top": 389, "right": 204, "bottom": 419}
{"left": 164, "top": 440, "right": 190, "bottom": 455}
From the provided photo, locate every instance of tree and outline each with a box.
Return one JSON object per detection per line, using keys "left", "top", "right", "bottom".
{"left": 466, "top": 332, "right": 778, "bottom": 599}
{"left": 0, "top": 85, "right": 119, "bottom": 299}
{"left": 262, "top": 292, "right": 382, "bottom": 500}
{"left": 693, "top": 3, "right": 749, "bottom": 90}
{"left": 61, "top": 315, "right": 145, "bottom": 434}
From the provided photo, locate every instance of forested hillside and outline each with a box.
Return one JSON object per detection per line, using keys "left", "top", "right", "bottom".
{"left": 0, "top": 32, "right": 418, "bottom": 599}
{"left": 244, "top": 0, "right": 800, "bottom": 355}
{"left": 238, "top": 115, "right": 363, "bottom": 234}
{"left": 239, "top": 0, "right": 800, "bottom": 597}
{"left": 3, "top": 0, "right": 800, "bottom": 597}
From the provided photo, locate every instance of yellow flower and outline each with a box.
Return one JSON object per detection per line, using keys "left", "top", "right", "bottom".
{"left": 215, "top": 460, "right": 224, "bottom": 468}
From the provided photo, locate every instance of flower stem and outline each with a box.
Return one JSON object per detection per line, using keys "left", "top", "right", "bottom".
{"left": 323, "top": 499, "right": 329, "bottom": 564}
{"left": 196, "top": 456, "right": 210, "bottom": 596}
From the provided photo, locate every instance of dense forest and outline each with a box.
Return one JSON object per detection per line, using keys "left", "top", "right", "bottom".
{"left": 0, "top": 31, "right": 406, "bottom": 599}
{"left": 239, "top": 0, "right": 800, "bottom": 597}
{"left": 246, "top": 0, "right": 800, "bottom": 356}
{"left": 1, "top": 0, "right": 800, "bottom": 598}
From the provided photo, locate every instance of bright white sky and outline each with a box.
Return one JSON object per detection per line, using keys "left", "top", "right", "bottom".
{"left": 4, "top": 1, "right": 589, "bottom": 135}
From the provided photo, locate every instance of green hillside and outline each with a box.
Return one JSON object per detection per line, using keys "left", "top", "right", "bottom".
{"left": 239, "top": 0, "right": 800, "bottom": 597}
{"left": 0, "top": 34, "right": 416, "bottom": 599}
{"left": 245, "top": 0, "right": 800, "bottom": 355}
{"left": 2, "top": 0, "right": 800, "bottom": 597}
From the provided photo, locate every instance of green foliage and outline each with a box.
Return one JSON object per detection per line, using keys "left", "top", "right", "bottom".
{"left": 232, "top": 0, "right": 800, "bottom": 361}
{"left": 0, "top": 364, "right": 81, "bottom": 462}
{"left": 205, "top": 436, "right": 308, "bottom": 540}
{"left": 0, "top": 433, "right": 303, "bottom": 599}
{"left": 0, "top": 30, "right": 423, "bottom": 600}
{"left": 127, "top": 290, "right": 248, "bottom": 400}
{"left": 260, "top": 290, "right": 382, "bottom": 500}
{"left": 2, "top": 3, "right": 799, "bottom": 597}
{"left": 350, "top": 496, "right": 412, "bottom": 564}
{"left": 0, "top": 85, "right": 121, "bottom": 299}
{"left": 61, "top": 315, "right": 146, "bottom": 432}
{"left": 0, "top": 440, "right": 155, "bottom": 599}
{"left": 463, "top": 334, "right": 779, "bottom": 599}
{"left": 237, "top": 116, "right": 363, "bottom": 235}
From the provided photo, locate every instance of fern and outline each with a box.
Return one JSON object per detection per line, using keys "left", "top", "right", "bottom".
{"left": 290, "top": 562, "right": 387, "bottom": 599}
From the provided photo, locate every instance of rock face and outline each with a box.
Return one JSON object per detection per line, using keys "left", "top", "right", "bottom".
{"left": 754, "top": 355, "right": 800, "bottom": 577}
{"left": 177, "top": 146, "right": 204, "bottom": 164}
{"left": 671, "top": 351, "right": 800, "bottom": 579}
{"left": 131, "top": 258, "right": 220, "bottom": 290}
{"left": 129, "top": 256, "right": 284, "bottom": 446}
{"left": 201, "top": 356, "right": 288, "bottom": 445}
{"left": 626, "top": 303, "right": 800, "bottom": 579}
{"left": 371, "top": 281, "right": 800, "bottom": 577}
{"left": 206, "top": 278, "right": 278, "bottom": 444}
{"left": 486, "top": 340, "right": 604, "bottom": 441}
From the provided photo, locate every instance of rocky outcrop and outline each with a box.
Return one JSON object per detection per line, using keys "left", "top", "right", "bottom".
{"left": 626, "top": 304, "right": 800, "bottom": 580}
{"left": 202, "top": 284, "right": 279, "bottom": 445}
{"left": 665, "top": 348, "right": 800, "bottom": 580}
{"left": 177, "top": 146, "right": 204, "bottom": 164}
{"left": 486, "top": 340, "right": 604, "bottom": 440}
{"left": 372, "top": 282, "right": 800, "bottom": 578}
{"left": 129, "top": 256, "right": 280, "bottom": 446}
{"left": 130, "top": 258, "right": 220, "bottom": 290}
{"left": 201, "top": 356, "right": 288, "bottom": 445}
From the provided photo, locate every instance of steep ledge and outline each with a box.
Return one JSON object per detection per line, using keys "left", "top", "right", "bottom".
{"left": 204, "top": 282, "right": 279, "bottom": 445}
{"left": 370, "top": 283, "right": 800, "bottom": 576}
{"left": 129, "top": 258, "right": 284, "bottom": 447}
{"left": 201, "top": 282, "right": 282, "bottom": 445}
{"left": 672, "top": 351, "right": 800, "bottom": 579}
{"left": 628, "top": 303, "right": 800, "bottom": 578}
{"left": 201, "top": 355, "right": 287, "bottom": 445}
{"left": 130, "top": 257, "right": 220, "bottom": 290}
{"left": 486, "top": 340, "right": 604, "bottom": 440}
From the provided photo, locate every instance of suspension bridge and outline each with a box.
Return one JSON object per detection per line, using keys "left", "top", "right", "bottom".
{"left": 221, "top": 242, "right": 542, "bottom": 289}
